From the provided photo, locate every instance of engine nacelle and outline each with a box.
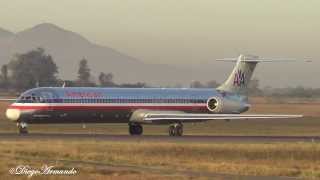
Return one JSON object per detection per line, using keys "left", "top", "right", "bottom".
{"left": 206, "top": 96, "right": 249, "bottom": 113}
{"left": 206, "top": 97, "right": 223, "bottom": 113}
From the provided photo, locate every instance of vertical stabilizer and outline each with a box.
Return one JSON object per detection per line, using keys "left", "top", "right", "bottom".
{"left": 217, "top": 54, "right": 258, "bottom": 95}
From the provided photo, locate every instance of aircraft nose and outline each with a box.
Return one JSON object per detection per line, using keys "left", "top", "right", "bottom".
{"left": 6, "top": 108, "right": 21, "bottom": 121}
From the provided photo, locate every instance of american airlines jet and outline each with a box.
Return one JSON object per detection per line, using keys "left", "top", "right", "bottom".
{"left": 5, "top": 55, "right": 302, "bottom": 136}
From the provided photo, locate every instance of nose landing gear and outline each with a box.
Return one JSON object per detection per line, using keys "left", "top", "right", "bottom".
{"left": 17, "top": 122, "right": 28, "bottom": 134}
{"left": 168, "top": 123, "right": 183, "bottom": 136}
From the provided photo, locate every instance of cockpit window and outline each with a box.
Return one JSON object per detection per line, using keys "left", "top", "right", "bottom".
{"left": 17, "top": 94, "right": 42, "bottom": 103}
{"left": 17, "top": 89, "right": 60, "bottom": 103}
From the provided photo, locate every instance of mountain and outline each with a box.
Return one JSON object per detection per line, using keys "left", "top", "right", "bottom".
{"left": 0, "top": 23, "right": 317, "bottom": 88}
{"left": 0, "top": 28, "right": 15, "bottom": 66}
{"left": 0, "top": 28, "right": 14, "bottom": 38}
{"left": 0, "top": 23, "right": 192, "bottom": 86}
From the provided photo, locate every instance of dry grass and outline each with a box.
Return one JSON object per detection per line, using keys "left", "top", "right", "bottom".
{"left": 0, "top": 140, "right": 320, "bottom": 179}
{"left": 248, "top": 99, "right": 320, "bottom": 117}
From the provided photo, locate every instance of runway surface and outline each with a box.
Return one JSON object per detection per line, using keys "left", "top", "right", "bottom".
{"left": 0, "top": 133, "right": 319, "bottom": 143}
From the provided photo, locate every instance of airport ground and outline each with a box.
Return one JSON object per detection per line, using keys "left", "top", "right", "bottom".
{"left": 0, "top": 97, "right": 319, "bottom": 179}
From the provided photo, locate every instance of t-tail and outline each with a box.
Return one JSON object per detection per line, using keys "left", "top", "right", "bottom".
{"left": 216, "top": 54, "right": 303, "bottom": 95}
{"left": 217, "top": 54, "right": 258, "bottom": 95}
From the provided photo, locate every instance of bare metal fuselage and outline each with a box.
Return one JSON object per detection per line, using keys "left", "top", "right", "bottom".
{"left": 6, "top": 87, "right": 249, "bottom": 124}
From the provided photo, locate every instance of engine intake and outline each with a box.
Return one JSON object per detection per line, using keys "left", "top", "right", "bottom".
{"left": 207, "top": 97, "right": 221, "bottom": 112}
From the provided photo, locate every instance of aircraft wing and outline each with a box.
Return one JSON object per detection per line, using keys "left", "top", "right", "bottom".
{"left": 142, "top": 112, "right": 302, "bottom": 123}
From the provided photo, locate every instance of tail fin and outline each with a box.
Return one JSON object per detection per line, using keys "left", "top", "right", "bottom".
{"left": 217, "top": 54, "right": 258, "bottom": 95}
{"left": 216, "top": 54, "right": 307, "bottom": 95}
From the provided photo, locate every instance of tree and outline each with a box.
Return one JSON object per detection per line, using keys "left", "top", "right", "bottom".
{"left": 77, "top": 58, "right": 93, "bottom": 86}
{"left": 120, "top": 82, "right": 146, "bottom": 88}
{"left": 190, "top": 80, "right": 205, "bottom": 88}
{"left": 0, "top": 64, "right": 9, "bottom": 89}
{"left": 9, "top": 48, "right": 58, "bottom": 90}
{"left": 206, "top": 80, "right": 219, "bottom": 88}
{"left": 99, "top": 72, "right": 115, "bottom": 87}
{"left": 190, "top": 80, "right": 219, "bottom": 88}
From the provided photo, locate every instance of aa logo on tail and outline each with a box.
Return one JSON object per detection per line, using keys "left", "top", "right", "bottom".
{"left": 233, "top": 70, "right": 245, "bottom": 86}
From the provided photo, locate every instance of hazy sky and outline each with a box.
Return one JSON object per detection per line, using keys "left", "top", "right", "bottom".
{"left": 1, "top": 0, "right": 319, "bottom": 87}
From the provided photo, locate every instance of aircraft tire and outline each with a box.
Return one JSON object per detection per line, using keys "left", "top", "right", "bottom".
{"left": 175, "top": 123, "right": 183, "bottom": 136}
{"left": 168, "top": 123, "right": 183, "bottom": 136}
{"left": 168, "top": 125, "right": 175, "bottom": 136}
{"left": 129, "top": 123, "right": 143, "bottom": 135}
{"left": 17, "top": 122, "right": 28, "bottom": 135}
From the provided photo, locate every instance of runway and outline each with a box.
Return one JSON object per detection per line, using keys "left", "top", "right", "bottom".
{"left": 0, "top": 133, "right": 319, "bottom": 143}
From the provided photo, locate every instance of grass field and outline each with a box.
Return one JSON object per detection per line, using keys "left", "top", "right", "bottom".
{"left": 0, "top": 98, "right": 319, "bottom": 179}
{"left": 0, "top": 140, "right": 320, "bottom": 179}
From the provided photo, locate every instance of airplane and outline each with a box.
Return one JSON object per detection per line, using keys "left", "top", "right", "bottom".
{"left": 5, "top": 54, "right": 303, "bottom": 136}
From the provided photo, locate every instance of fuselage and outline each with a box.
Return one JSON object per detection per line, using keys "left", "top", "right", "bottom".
{"left": 6, "top": 87, "right": 249, "bottom": 124}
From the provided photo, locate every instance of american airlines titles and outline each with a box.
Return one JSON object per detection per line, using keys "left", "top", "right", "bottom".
{"left": 65, "top": 91, "right": 104, "bottom": 98}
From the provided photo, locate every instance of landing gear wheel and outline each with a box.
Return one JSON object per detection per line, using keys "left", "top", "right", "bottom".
{"left": 129, "top": 123, "right": 143, "bottom": 135}
{"left": 168, "top": 123, "right": 183, "bottom": 136}
{"left": 175, "top": 124, "right": 183, "bottom": 136}
{"left": 169, "top": 125, "right": 175, "bottom": 136}
{"left": 17, "top": 122, "right": 28, "bottom": 135}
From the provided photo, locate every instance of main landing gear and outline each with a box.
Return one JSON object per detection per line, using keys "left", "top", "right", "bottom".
{"left": 128, "top": 123, "right": 183, "bottom": 136}
{"left": 168, "top": 123, "right": 183, "bottom": 136}
{"left": 17, "top": 122, "right": 28, "bottom": 134}
{"left": 129, "top": 123, "right": 143, "bottom": 135}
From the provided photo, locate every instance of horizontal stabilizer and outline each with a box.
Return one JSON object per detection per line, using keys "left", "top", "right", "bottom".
{"left": 216, "top": 55, "right": 311, "bottom": 62}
